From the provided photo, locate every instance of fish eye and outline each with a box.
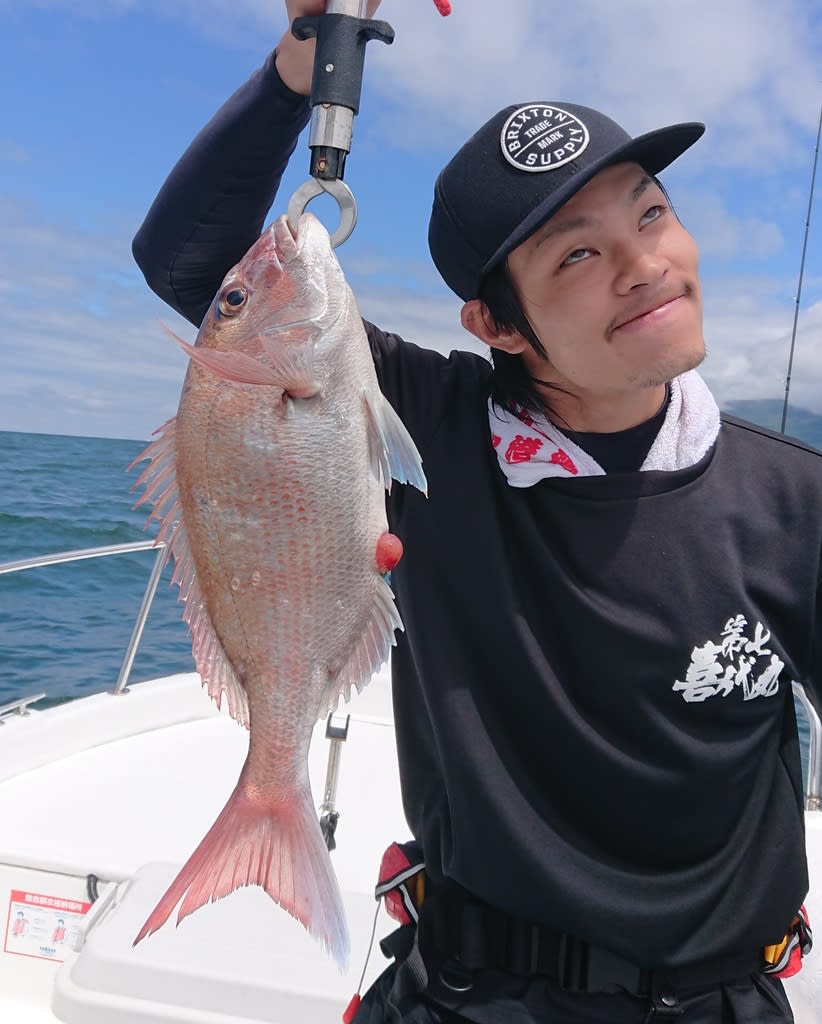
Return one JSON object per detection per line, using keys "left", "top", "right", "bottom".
{"left": 218, "top": 286, "right": 248, "bottom": 317}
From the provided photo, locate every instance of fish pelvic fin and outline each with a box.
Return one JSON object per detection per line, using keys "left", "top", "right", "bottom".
{"left": 322, "top": 574, "right": 403, "bottom": 717}
{"left": 128, "top": 417, "right": 250, "bottom": 728}
{"left": 363, "top": 390, "right": 427, "bottom": 496}
{"left": 133, "top": 779, "right": 350, "bottom": 970}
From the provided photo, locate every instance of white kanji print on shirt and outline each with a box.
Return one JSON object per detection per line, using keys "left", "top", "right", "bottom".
{"left": 673, "top": 615, "right": 785, "bottom": 703}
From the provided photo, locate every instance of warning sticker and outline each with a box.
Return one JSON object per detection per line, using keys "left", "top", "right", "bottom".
{"left": 4, "top": 889, "right": 91, "bottom": 962}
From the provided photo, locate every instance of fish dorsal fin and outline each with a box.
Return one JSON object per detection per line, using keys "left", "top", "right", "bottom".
{"left": 363, "top": 391, "right": 428, "bottom": 495}
{"left": 129, "top": 418, "right": 250, "bottom": 728}
{"left": 319, "top": 575, "right": 403, "bottom": 718}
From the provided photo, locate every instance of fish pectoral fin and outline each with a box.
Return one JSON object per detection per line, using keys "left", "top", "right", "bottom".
{"left": 321, "top": 575, "right": 403, "bottom": 717}
{"left": 129, "top": 416, "right": 250, "bottom": 729}
{"left": 363, "top": 390, "right": 428, "bottom": 495}
{"left": 258, "top": 334, "right": 322, "bottom": 398}
{"left": 163, "top": 325, "right": 285, "bottom": 387}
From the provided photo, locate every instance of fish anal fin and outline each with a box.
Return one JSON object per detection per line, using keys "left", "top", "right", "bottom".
{"left": 129, "top": 417, "right": 250, "bottom": 729}
{"left": 320, "top": 575, "right": 402, "bottom": 718}
{"left": 363, "top": 390, "right": 427, "bottom": 495}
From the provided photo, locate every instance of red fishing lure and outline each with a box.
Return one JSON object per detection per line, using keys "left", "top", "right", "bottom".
{"left": 375, "top": 532, "right": 404, "bottom": 573}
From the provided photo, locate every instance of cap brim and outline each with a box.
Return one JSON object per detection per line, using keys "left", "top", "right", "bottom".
{"left": 481, "top": 122, "right": 705, "bottom": 280}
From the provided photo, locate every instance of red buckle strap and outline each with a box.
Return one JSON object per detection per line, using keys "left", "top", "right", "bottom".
{"left": 763, "top": 904, "right": 813, "bottom": 979}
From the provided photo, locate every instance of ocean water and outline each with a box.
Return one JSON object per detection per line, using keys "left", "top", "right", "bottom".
{"left": 0, "top": 429, "right": 193, "bottom": 703}
{"left": 0, "top": 429, "right": 813, "bottom": 786}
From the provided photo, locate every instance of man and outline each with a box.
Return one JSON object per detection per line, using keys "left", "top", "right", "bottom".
{"left": 132, "top": 2, "right": 820, "bottom": 1021}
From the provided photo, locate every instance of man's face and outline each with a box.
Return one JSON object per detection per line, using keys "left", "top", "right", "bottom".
{"left": 505, "top": 162, "right": 705, "bottom": 409}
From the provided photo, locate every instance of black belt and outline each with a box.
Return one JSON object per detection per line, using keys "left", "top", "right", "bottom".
{"left": 416, "top": 887, "right": 764, "bottom": 998}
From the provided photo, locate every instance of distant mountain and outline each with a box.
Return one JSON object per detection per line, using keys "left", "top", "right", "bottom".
{"left": 722, "top": 399, "right": 822, "bottom": 452}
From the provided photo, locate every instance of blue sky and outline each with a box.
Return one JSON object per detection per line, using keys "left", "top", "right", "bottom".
{"left": 2, "top": 0, "right": 821, "bottom": 440}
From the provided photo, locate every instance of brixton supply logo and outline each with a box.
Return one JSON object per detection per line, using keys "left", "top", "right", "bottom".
{"left": 501, "top": 105, "right": 590, "bottom": 173}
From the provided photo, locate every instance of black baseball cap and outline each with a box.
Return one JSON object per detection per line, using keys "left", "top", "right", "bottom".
{"left": 428, "top": 102, "right": 705, "bottom": 301}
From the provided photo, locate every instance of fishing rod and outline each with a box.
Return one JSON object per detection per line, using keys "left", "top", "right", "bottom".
{"left": 780, "top": 102, "right": 822, "bottom": 434}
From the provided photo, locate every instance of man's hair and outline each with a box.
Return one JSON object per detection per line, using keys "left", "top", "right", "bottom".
{"left": 478, "top": 174, "right": 674, "bottom": 418}
{"left": 479, "top": 261, "right": 540, "bottom": 414}
{"left": 478, "top": 259, "right": 569, "bottom": 419}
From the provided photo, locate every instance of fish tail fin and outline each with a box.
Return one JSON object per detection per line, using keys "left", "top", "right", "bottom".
{"left": 133, "top": 781, "right": 350, "bottom": 969}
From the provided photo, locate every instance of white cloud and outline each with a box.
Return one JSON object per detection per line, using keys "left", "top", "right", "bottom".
{"left": 0, "top": 200, "right": 193, "bottom": 439}
{"left": 356, "top": 282, "right": 487, "bottom": 361}
{"left": 675, "top": 189, "right": 785, "bottom": 260}
{"left": 3, "top": 187, "right": 821, "bottom": 444}
{"left": 3, "top": 0, "right": 821, "bottom": 439}
{"left": 701, "top": 290, "right": 822, "bottom": 413}
{"left": 11, "top": 1, "right": 820, "bottom": 172}
{"left": 361, "top": 0, "right": 822, "bottom": 170}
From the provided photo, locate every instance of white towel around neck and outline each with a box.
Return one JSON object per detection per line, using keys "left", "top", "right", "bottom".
{"left": 490, "top": 371, "right": 721, "bottom": 487}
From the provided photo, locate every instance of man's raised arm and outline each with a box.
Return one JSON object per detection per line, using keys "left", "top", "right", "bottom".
{"left": 131, "top": 2, "right": 382, "bottom": 326}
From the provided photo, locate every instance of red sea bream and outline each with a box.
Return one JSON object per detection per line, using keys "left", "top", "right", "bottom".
{"left": 129, "top": 213, "right": 426, "bottom": 967}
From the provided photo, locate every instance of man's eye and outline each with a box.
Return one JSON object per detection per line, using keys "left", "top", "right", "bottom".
{"left": 560, "top": 248, "right": 593, "bottom": 267}
{"left": 640, "top": 204, "right": 666, "bottom": 226}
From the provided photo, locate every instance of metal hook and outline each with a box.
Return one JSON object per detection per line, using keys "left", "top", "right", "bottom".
{"left": 287, "top": 177, "right": 358, "bottom": 248}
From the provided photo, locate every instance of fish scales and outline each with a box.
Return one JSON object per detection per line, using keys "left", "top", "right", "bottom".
{"left": 129, "top": 213, "right": 426, "bottom": 967}
{"left": 175, "top": 299, "right": 385, "bottom": 701}
{"left": 177, "top": 350, "right": 382, "bottom": 765}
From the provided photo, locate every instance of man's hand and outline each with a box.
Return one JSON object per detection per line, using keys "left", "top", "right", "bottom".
{"left": 276, "top": 1, "right": 383, "bottom": 96}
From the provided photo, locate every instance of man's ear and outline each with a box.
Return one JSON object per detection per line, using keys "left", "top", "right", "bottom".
{"left": 460, "top": 300, "right": 528, "bottom": 354}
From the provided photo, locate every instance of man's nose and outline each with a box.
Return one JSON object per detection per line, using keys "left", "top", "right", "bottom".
{"left": 614, "top": 243, "right": 669, "bottom": 294}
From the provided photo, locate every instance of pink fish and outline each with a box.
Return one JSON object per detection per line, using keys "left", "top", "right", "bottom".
{"left": 129, "top": 213, "right": 426, "bottom": 967}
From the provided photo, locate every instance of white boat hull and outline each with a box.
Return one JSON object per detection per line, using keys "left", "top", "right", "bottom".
{"left": 0, "top": 673, "right": 819, "bottom": 1023}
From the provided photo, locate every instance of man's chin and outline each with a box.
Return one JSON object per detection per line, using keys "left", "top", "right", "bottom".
{"left": 634, "top": 345, "right": 706, "bottom": 389}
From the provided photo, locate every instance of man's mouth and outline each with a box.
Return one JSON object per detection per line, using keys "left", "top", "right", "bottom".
{"left": 610, "top": 288, "right": 690, "bottom": 334}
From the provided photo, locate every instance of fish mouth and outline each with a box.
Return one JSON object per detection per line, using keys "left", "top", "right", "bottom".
{"left": 274, "top": 212, "right": 328, "bottom": 260}
{"left": 249, "top": 213, "right": 346, "bottom": 335}
{"left": 272, "top": 215, "right": 300, "bottom": 263}
{"left": 246, "top": 216, "right": 302, "bottom": 272}
{"left": 255, "top": 213, "right": 336, "bottom": 268}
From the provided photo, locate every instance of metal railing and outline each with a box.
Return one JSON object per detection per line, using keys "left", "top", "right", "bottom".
{"left": 1, "top": 543, "right": 821, "bottom": 811}
{"left": 0, "top": 692, "right": 47, "bottom": 723}
{"left": 793, "top": 682, "right": 821, "bottom": 811}
{"left": 0, "top": 540, "right": 168, "bottom": 712}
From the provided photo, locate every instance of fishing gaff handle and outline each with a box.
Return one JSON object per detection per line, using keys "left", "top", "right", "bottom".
{"left": 298, "top": 13, "right": 394, "bottom": 111}
{"left": 287, "top": 3, "right": 394, "bottom": 247}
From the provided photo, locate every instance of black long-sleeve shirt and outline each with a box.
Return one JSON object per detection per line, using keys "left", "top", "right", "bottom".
{"left": 132, "top": 51, "right": 822, "bottom": 980}
{"left": 133, "top": 50, "right": 309, "bottom": 328}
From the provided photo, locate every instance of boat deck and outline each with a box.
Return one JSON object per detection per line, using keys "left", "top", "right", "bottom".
{"left": 0, "top": 671, "right": 820, "bottom": 1022}
{"left": 0, "top": 670, "right": 411, "bottom": 1023}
